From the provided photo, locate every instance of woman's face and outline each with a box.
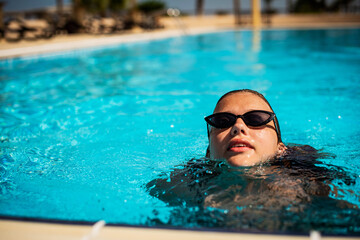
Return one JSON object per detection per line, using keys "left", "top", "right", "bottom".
{"left": 208, "top": 92, "right": 284, "bottom": 166}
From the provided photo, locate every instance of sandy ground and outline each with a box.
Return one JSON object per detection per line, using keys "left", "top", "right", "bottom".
{"left": 0, "top": 13, "right": 359, "bottom": 59}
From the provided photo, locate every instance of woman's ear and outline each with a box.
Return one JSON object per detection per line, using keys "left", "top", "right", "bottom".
{"left": 276, "top": 142, "right": 287, "bottom": 157}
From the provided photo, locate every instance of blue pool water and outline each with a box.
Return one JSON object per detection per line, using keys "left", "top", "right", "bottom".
{"left": 0, "top": 28, "right": 360, "bottom": 234}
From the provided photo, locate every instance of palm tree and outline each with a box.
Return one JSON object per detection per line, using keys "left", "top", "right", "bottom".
{"left": 128, "top": 0, "right": 137, "bottom": 19}
{"left": 109, "top": 0, "right": 127, "bottom": 13}
{"left": 0, "top": 2, "right": 4, "bottom": 30}
{"left": 196, "top": 0, "right": 204, "bottom": 16}
{"left": 264, "top": 0, "right": 274, "bottom": 13}
{"left": 293, "top": 0, "right": 327, "bottom": 12}
{"left": 264, "top": 0, "right": 274, "bottom": 24}
{"left": 233, "top": 0, "right": 241, "bottom": 25}
{"left": 72, "top": 0, "right": 127, "bottom": 22}
{"left": 72, "top": 0, "right": 85, "bottom": 25}
{"left": 78, "top": 0, "right": 109, "bottom": 17}
{"left": 287, "top": 0, "right": 293, "bottom": 12}
{"left": 329, "top": 0, "right": 355, "bottom": 12}
{"left": 56, "top": 0, "right": 63, "bottom": 15}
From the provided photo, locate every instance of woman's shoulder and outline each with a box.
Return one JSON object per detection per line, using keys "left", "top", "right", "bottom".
{"left": 146, "top": 158, "right": 223, "bottom": 206}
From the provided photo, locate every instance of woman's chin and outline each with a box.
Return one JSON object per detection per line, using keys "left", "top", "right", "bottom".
{"left": 226, "top": 156, "right": 259, "bottom": 167}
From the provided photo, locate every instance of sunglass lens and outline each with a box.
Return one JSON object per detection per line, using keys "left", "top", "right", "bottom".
{"left": 208, "top": 113, "right": 236, "bottom": 128}
{"left": 243, "top": 111, "right": 272, "bottom": 126}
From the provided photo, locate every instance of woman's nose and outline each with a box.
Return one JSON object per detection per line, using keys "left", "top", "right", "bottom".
{"left": 230, "top": 119, "right": 248, "bottom": 136}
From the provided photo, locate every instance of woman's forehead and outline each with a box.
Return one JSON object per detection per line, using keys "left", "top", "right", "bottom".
{"left": 214, "top": 92, "right": 272, "bottom": 113}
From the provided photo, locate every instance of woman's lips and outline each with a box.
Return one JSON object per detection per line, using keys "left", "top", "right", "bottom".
{"left": 227, "top": 139, "right": 254, "bottom": 152}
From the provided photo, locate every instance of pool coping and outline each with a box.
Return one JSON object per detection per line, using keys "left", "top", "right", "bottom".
{"left": 1, "top": 217, "right": 360, "bottom": 240}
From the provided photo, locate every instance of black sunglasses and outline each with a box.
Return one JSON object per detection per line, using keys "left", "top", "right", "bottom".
{"left": 205, "top": 110, "right": 281, "bottom": 141}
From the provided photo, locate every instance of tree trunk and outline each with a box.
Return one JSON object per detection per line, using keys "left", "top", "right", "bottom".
{"left": 56, "top": 0, "right": 63, "bottom": 16}
{"left": 129, "top": 0, "right": 138, "bottom": 26}
{"left": 233, "top": 0, "right": 241, "bottom": 25}
{"left": 287, "top": 0, "right": 293, "bottom": 13}
{"left": 0, "top": 2, "right": 4, "bottom": 29}
{"left": 264, "top": 0, "right": 272, "bottom": 25}
{"left": 129, "top": 0, "right": 137, "bottom": 15}
{"left": 196, "top": 0, "right": 204, "bottom": 16}
{"left": 72, "top": 0, "right": 85, "bottom": 26}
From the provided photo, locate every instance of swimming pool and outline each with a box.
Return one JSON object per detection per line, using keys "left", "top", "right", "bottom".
{"left": 0, "top": 28, "right": 359, "bottom": 235}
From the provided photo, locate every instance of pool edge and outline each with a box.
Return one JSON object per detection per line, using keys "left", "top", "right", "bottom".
{"left": 2, "top": 219, "right": 359, "bottom": 240}
{"left": 1, "top": 24, "right": 359, "bottom": 60}
{"left": 1, "top": 217, "right": 359, "bottom": 240}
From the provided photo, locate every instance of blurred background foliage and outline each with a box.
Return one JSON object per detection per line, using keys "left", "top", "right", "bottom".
{"left": 72, "top": 0, "right": 166, "bottom": 16}
{"left": 137, "top": 0, "right": 166, "bottom": 14}
{"left": 291, "top": 0, "right": 355, "bottom": 12}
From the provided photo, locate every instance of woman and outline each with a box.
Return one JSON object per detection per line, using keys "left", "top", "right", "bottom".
{"left": 146, "top": 89, "right": 358, "bottom": 233}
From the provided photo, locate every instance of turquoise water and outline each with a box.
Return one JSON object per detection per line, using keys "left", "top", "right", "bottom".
{"left": 0, "top": 28, "right": 360, "bottom": 234}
